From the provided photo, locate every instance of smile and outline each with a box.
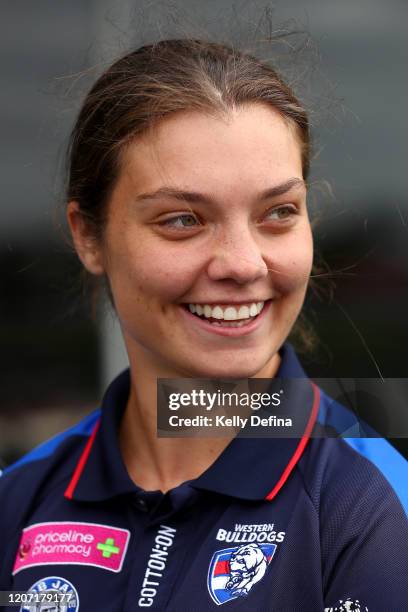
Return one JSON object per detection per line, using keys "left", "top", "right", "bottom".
{"left": 187, "top": 301, "right": 264, "bottom": 326}
{"left": 180, "top": 300, "right": 272, "bottom": 335}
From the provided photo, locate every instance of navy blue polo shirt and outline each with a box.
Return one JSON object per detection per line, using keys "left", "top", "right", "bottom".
{"left": 1, "top": 345, "right": 407, "bottom": 611}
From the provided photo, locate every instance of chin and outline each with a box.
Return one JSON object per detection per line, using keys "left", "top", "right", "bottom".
{"left": 183, "top": 355, "right": 273, "bottom": 380}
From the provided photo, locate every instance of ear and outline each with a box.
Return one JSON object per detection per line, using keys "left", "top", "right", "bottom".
{"left": 66, "top": 201, "right": 105, "bottom": 275}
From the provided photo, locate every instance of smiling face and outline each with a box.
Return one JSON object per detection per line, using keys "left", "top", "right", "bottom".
{"left": 70, "top": 103, "right": 313, "bottom": 379}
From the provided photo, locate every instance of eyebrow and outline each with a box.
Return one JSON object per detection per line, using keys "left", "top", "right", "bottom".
{"left": 134, "top": 177, "right": 306, "bottom": 206}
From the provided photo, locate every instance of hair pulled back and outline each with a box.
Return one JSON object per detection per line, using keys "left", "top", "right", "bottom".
{"left": 66, "top": 38, "right": 310, "bottom": 239}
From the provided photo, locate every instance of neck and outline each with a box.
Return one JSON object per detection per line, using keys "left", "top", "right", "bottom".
{"left": 119, "top": 346, "right": 280, "bottom": 493}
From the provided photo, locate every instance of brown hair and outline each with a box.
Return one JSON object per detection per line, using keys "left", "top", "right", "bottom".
{"left": 66, "top": 38, "right": 309, "bottom": 238}
{"left": 66, "top": 38, "right": 316, "bottom": 351}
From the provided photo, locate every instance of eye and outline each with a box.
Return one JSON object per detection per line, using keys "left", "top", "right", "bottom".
{"left": 158, "top": 213, "right": 201, "bottom": 229}
{"left": 263, "top": 204, "right": 298, "bottom": 222}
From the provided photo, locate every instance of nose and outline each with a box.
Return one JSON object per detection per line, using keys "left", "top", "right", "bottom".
{"left": 206, "top": 223, "right": 269, "bottom": 285}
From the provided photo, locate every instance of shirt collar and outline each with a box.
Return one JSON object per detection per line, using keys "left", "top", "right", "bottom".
{"left": 65, "top": 343, "right": 319, "bottom": 503}
{"left": 191, "top": 344, "right": 319, "bottom": 500}
{"left": 65, "top": 370, "right": 138, "bottom": 502}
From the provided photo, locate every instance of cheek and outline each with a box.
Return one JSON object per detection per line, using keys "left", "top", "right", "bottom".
{"left": 107, "top": 237, "right": 201, "bottom": 306}
{"left": 268, "top": 232, "right": 313, "bottom": 295}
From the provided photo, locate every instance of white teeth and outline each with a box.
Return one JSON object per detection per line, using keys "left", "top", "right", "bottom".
{"left": 204, "top": 305, "right": 212, "bottom": 318}
{"left": 237, "top": 305, "right": 250, "bottom": 319}
{"left": 224, "top": 306, "right": 238, "bottom": 321}
{"left": 187, "top": 301, "right": 265, "bottom": 321}
{"left": 211, "top": 306, "right": 224, "bottom": 320}
{"left": 249, "top": 303, "right": 258, "bottom": 317}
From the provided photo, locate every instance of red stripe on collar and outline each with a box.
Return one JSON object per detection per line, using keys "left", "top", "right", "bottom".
{"left": 265, "top": 382, "right": 320, "bottom": 501}
{"left": 64, "top": 418, "right": 101, "bottom": 500}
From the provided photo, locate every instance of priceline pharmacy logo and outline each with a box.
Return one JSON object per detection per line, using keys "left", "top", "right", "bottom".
{"left": 167, "top": 389, "right": 283, "bottom": 411}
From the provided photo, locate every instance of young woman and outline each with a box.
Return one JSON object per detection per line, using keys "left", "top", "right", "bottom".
{"left": 0, "top": 39, "right": 407, "bottom": 612}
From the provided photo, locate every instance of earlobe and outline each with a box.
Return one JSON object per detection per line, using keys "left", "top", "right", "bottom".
{"left": 66, "top": 201, "right": 105, "bottom": 276}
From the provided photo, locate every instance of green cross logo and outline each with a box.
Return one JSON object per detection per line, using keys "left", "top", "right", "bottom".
{"left": 97, "top": 537, "right": 120, "bottom": 558}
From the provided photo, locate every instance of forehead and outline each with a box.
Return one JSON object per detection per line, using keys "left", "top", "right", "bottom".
{"left": 118, "top": 104, "right": 303, "bottom": 196}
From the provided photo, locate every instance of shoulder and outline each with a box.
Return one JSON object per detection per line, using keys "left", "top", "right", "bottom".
{"left": 297, "top": 390, "right": 408, "bottom": 606}
{"left": 297, "top": 386, "right": 408, "bottom": 516}
{"left": 300, "top": 435, "right": 407, "bottom": 516}
{"left": 0, "top": 408, "right": 100, "bottom": 479}
{"left": 310, "top": 437, "right": 408, "bottom": 610}
{"left": 297, "top": 386, "right": 408, "bottom": 597}
{"left": 0, "top": 409, "right": 101, "bottom": 529}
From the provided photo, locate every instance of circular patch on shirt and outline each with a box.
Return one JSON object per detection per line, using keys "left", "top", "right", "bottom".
{"left": 20, "top": 576, "right": 79, "bottom": 612}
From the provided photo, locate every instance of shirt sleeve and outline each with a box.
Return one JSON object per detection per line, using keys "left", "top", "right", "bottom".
{"left": 320, "top": 440, "right": 408, "bottom": 611}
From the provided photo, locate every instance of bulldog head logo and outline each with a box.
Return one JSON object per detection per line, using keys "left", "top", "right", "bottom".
{"left": 226, "top": 544, "right": 268, "bottom": 596}
{"left": 208, "top": 542, "right": 276, "bottom": 605}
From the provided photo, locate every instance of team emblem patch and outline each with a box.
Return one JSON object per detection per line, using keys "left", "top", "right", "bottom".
{"left": 207, "top": 542, "right": 276, "bottom": 605}
{"left": 20, "top": 576, "right": 79, "bottom": 612}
